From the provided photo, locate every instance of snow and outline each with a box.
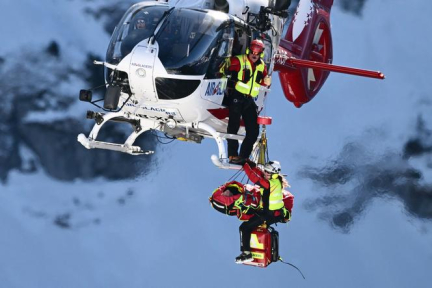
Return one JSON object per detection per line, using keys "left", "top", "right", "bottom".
{"left": 0, "top": 0, "right": 110, "bottom": 63}
{"left": 1, "top": 0, "right": 432, "bottom": 287}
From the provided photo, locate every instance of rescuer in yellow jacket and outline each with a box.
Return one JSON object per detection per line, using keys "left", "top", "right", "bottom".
{"left": 235, "top": 160, "right": 290, "bottom": 264}
{"left": 220, "top": 39, "right": 272, "bottom": 165}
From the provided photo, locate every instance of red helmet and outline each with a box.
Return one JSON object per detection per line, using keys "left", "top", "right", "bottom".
{"left": 249, "top": 39, "right": 265, "bottom": 54}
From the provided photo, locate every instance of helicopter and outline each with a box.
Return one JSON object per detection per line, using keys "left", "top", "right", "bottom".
{"left": 77, "top": 0, "right": 384, "bottom": 169}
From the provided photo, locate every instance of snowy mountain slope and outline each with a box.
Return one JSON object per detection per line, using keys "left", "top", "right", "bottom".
{"left": 1, "top": 0, "right": 432, "bottom": 288}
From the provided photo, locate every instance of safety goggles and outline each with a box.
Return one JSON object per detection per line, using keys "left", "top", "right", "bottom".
{"left": 136, "top": 19, "right": 146, "bottom": 28}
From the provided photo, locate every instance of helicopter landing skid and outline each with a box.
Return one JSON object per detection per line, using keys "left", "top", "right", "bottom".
{"left": 210, "top": 155, "right": 242, "bottom": 170}
{"left": 77, "top": 134, "right": 154, "bottom": 155}
{"left": 178, "top": 122, "right": 244, "bottom": 170}
{"left": 77, "top": 110, "right": 155, "bottom": 155}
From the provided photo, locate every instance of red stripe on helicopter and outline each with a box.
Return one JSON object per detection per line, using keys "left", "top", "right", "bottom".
{"left": 207, "top": 108, "right": 229, "bottom": 120}
{"left": 207, "top": 108, "right": 245, "bottom": 126}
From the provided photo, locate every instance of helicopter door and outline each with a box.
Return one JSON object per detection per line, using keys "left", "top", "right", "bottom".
{"left": 128, "top": 43, "right": 159, "bottom": 102}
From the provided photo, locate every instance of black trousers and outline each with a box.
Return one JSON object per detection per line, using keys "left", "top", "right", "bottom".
{"left": 239, "top": 210, "right": 284, "bottom": 252}
{"left": 227, "top": 90, "right": 259, "bottom": 159}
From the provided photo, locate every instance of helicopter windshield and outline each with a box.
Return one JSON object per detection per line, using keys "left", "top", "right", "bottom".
{"left": 155, "top": 9, "right": 231, "bottom": 76}
{"left": 106, "top": 4, "right": 170, "bottom": 64}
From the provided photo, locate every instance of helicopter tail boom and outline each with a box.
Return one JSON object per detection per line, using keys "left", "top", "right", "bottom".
{"left": 276, "top": 56, "right": 385, "bottom": 80}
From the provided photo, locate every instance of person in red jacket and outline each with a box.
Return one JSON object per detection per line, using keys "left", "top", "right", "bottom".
{"left": 235, "top": 160, "right": 290, "bottom": 264}
{"left": 220, "top": 39, "right": 272, "bottom": 165}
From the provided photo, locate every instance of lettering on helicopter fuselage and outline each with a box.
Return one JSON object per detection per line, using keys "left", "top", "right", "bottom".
{"left": 136, "top": 113, "right": 166, "bottom": 121}
{"left": 131, "top": 62, "right": 153, "bottom": 69}
{"left": 125, "top": 103, "right": 177, "bottom": 117}
{"left": 142, "top": 106, "right": 177, "bottom": 116}
{"left": 205, "top": 81, "right": 227, "bottom": 97}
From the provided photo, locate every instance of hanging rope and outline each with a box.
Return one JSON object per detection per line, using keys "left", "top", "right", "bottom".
{"left": 279, "top": 257, "right": 306, "bottom": 279}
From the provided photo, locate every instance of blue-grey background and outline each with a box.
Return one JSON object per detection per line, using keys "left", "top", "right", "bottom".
{"left": 1, "top": 0, "right": 432, "bottom": 287}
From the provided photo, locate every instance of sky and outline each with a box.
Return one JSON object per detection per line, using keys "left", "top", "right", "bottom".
{"left": 1, "top": 0, "right": 432, "bottom": 287}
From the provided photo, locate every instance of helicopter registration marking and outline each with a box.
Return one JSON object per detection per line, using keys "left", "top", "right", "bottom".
{"left": 141, "top": 106, "right": 177, "bottom": 116}
{"left": 126, "top": 103, "right": 178, "bottom": 116}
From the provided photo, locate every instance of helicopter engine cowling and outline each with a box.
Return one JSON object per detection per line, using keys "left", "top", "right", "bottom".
{"left": 275, "top": 0, "right": 333, "bottom": 108}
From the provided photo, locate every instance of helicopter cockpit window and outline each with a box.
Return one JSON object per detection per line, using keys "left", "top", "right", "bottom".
{"left": 106, "top": 5, "right": 169, "bottom": 65}
{"left": 155, "top": 9, "right": 230, "bottom": 76}
{"left": 216, "top": 32, "right": 234, "bottom": 58}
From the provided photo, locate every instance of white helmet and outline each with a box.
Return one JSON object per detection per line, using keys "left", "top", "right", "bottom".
{"left": 264, "top": 161, "right": 281, "bottom": 174}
